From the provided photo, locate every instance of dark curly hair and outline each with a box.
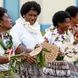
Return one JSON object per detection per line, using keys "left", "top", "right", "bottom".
{"left": 52, "top": 11, "right": 71, "bottom": 27}
{"left": 65, "top": 6, "right": 78, "bottom": 17}
{"left": 0, "top": 7, "right": 7, "bottom": 20}
{"left": 20, "top": 1, "right": 41, "bottom": 17}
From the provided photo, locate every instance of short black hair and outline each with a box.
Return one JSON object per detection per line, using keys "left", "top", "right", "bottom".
{"left": 0, "top": 7, "right": 7, "bottom": 20}
{"left": 52, "top": 11, "right": 71, "bottom": 27}
{"left": 65, "top": 6, "right": 78, "bottom": 17}
{"left": 20, "top": 1, "right": 41, "bottom": 17}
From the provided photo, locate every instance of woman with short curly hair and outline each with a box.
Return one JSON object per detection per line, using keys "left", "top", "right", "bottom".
{"left": 0, "top": 7, "right": 13, "bottom": 77}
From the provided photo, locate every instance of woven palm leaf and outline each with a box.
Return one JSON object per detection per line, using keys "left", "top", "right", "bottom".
{"left": 42, "top": 42, "right": 59, "bottom": 64}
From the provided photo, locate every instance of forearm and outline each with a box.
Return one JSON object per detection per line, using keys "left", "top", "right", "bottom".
{"left": 0, "top": 56, "right": 9, "bottom": 64}
{"left": 15, "top": 44, "right": 31, "bottom": 54}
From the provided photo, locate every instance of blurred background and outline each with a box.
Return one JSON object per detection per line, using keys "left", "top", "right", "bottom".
{"left": 1, "top": 0, "right": 78, "bottom": 32}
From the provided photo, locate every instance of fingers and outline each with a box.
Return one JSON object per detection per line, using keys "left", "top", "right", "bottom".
{"left": 44, "top": 37, "right": 49, "bottom": 43}
{"left": 27, "top": 57, "right": 36, "bottom": 64}
{"left": 34, "top": 44, "right": 40, "bottom": 48}
{"left": 26, "top": 49, "right": 32, "bottom": 53}
{"left": 21, "top": 53, "right": 36, "bottom": 64}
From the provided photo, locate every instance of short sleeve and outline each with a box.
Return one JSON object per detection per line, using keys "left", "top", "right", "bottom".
{"left": 10, "top": 33, "right": 21, "bottom": 50}
{"left": 44, "top": 30, "right": 53, "bottom": 43}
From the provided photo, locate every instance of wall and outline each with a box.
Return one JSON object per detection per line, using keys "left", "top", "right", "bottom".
{"left": 0, "top": 0, "right": 3, "bottom": 7}
{"left": 3, "top": 0, "right": 20, "bottom": 24}
{"left": 20, "top": 0, "right": 77, "bottom": 25}
{"left": 40, "top": 0, "right": 76, "bottom": 31}
{"left": 20, "top": 0, "right": 76, "bottom": 31}
{"left": 41, "top": 0, "right": 76, "bottom": 25}
{"left": 3, "top": 0, "right": 77, "bottom": 31}
{"left": 20, "top": 0, "right": 42, "bottom": 24}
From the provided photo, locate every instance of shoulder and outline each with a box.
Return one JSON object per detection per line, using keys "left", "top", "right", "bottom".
{"left": 45, "top": 25, "right": 56, "bottom": 33}
{"left": 10, "top": 23, "right": 24, "bottom": 34}
{"left": 44, "top": 26, "right": 57, "bottom": 38}
{"left": 12, "top": 23, "right": 24, "bottom": 30}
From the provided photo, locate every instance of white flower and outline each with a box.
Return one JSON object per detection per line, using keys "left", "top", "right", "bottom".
{"left": 45, "top": 26, "right": 55, "bottom": 32}
{"left": 64, "top": 55, "right": 78, "bottom": 62}
{"left": 16, "top": 17, "right": 40, "bottom": 34}
{"left": 53, "top": 32, "right": 70, "bottom": 43}
{"left": 62, "top": 44, "right": 78, "bottom": 62}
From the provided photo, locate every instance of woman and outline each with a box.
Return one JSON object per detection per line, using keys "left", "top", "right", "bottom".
{"left": 0, "top": 7, "right": 13, "bottom": 77}
{"left": 10, "top": 1, "right": 44, "bottom": 54}
{"left": 10, "top": 1, "right": 44, "bottom": 78}
{"left": 65, "top": 6, "right": 78, "bottom": 34}
{"left": 44, "top": 11, "right": 74, "bottom": 48}
{"left": 0, "top": 7, "right": 35, "bottom": 78}
{"left": 43, "top": 11, "right": 75, "bottom": 78}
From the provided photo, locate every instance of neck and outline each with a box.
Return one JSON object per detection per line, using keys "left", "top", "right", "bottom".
{"left": 57, "top": 27, "right": 65, "bottom": 34}
{"left": 0, "top": 27, "right": 8, "bottom": 32}
{"left": 70, "top": 21, "right": 75, "bottom": 28}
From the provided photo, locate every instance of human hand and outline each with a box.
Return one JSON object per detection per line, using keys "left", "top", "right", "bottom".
{"left": 44, "top": 37, "right": 49, "bottom": 43}
{"left": 21, "top": 53, "right": 36, "bottom": 64}
{"left": 25, "top": 48, "right": 32, "bottom": 53}
{"left": 34, "top": 44, "right": 40, "bottom": 48}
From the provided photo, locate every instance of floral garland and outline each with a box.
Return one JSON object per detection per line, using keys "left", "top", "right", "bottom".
{"left": 0, "top": 32, "right": 13, "bottom": 55}
{"left": 45, "top": 26, "right": 75, "bottom": 61}
{"left": 0, "top": 32, "right": 25, "bottom": 77}
{"left": 46, "top": 27, "right": 78, "bottom": 63}
{"left": 46, "top": 26, "right": 70, "bottom": 44}
{"left": 0, "top": 32, "right": 48, "bottom": 77}
{"left": 16, "top": 17, "right": 40, "bottom": 34}
{"left": 54, "top": 31, "right": 70, "bottom": 43}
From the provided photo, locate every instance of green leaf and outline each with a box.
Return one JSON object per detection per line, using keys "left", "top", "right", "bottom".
{"left": 0, "top": 38, "right": 7, "bottom": 50}
{"left": 36, "top": 52, "right": 45, "bottom": 67}
{"left": 66, "top": 30, "right": 68, "bottom": 35}
{"left": 42, "top": 48, "right": 49, "bottom": 52}
{"left": 10, "top": 71, "right": 20, "bottom": 78}
{"left": 56, "top": 56, "right": 64, "bottom": 61}
{"left": 10, "top": 52, "right": 24, "bottom": 60}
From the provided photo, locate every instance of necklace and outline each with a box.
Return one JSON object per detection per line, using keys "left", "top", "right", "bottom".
{"left": 0, "top": 32, "right": 13, "bottom": 54}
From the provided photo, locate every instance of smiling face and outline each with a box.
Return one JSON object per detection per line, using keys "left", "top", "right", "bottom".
{"left": 57, "top": 18, "right": 71, "bottom": 34}
{"left": 59, "top": 18, "right": 71, "bottom": 31}
{"left": 0, "top": 13, "right": 12, "bottom": 31}
{"left": 23, "top": 10, "right": 38, "bottom": 25}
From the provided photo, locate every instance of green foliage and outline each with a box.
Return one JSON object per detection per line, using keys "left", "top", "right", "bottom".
{"left": 56, "top": 56, "right": 64, "bottom": 61}
{"left": 41, "top": 30, "right": 45, "bottom": 36}
{"left": 36, "top": 48, "right": 49, "bottom": 67}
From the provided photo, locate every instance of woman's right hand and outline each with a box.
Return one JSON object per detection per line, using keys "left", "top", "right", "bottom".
{"left": 44, "top": 37, "right": 49, "bottom": 43}
{"left": 21, "top": 53, "right": 36, "bottom": 64}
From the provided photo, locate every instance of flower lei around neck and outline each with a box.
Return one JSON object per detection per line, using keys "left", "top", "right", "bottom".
{"left": 16, "top": 18, "right": 40, "bottom": 34}
{"left": 47, "top": 26, "right": 70, "bottom": 44}
{"left": 0, "top": 32, "right": 13, "bottom": 54}
{"left": 55, "top": 31, "right": 70, "bottom": 43}
{"left": 0, "top": 32, "right": 24, "bottom": 77}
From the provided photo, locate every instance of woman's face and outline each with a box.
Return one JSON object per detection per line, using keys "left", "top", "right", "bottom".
{"left": 1, "top": 13, "right": 12, "bottom": 30}
{"left": 59, "top": 18, "right": 71, "bottom": 31}
{"left": 72, "top": 12, "right": 78, "bottom": 24}
{"left": 23, "top": 10, "right": 38, "bottom": 25}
